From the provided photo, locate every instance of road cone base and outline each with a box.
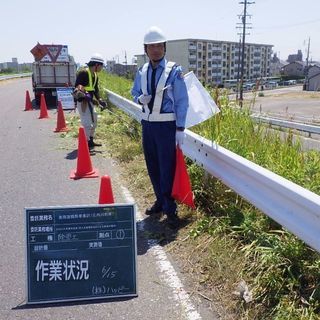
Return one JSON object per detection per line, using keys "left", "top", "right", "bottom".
{"left": 39, "top": 115, "right": 50, "bottom": 119}
{"left": 70, "top": 168, "right": 99, "bottom": 180}
{"left": 54, "top": 127, "right": 69, "bottom": 132}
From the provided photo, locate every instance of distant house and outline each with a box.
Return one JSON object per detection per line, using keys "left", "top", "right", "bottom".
{"left": 281, "top": 61, "right": 305, "bottom": 77}
{"left": 269, "top": 59, "right": 286, "bottom": 77}
{"left": 106, "top": 60, "right": 137, "bottom": 78}
{"left": 305, "top": 65, "right": 320, "bottom": 91}
{"left": 307, "top": 64, "right": 320, "bottom": 77}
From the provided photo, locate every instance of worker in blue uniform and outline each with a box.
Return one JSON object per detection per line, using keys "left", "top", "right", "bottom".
{"left": 131, "top": 26, "right": 189, "bottom": 228}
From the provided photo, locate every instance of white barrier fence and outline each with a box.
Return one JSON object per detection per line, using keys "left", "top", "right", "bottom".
{"left": 106, "top": 89, "right": 320, "bottom": 253}
{"left": 251, "top": 114, "right": 320, "bottom": 137}
{"left": 0, "top": 73, "right": 32, "bottom": 81}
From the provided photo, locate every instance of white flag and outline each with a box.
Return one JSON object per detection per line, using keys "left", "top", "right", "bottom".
{"left": 184, "top": 71, "right": 220, "bottom": 128}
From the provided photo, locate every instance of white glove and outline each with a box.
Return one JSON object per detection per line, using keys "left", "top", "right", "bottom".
{"left": 176, "top": 131, "right": 186, "bottom": 147}
{"left": 138, "top": 94, "right": 152, "bottom": 105}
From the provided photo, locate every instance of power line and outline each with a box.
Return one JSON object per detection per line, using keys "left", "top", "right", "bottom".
{"left": 255, "top": 18, "right": 320, "bottom": 30}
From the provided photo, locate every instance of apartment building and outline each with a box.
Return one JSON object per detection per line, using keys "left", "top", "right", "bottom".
{"left": 162, "top": 39, "right": 273, "bottom": 85}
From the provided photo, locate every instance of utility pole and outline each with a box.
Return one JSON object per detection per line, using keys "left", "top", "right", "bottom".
{"left": 304, "top": 37, "right": 311, "bottom": 90}
{"left": 124, "top": 50, "right": 128, "bottom": 77}
{"left": 237, "top": 0, "right": 254, "bottom": 108}
{"left": 306, "top": 37, "right": 310, "bottom": 68}
{"left": 236, "top": 36, "right": 242, "bottom": 101}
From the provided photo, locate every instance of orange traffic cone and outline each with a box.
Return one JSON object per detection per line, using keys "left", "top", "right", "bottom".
{"left": 171, "top": 146, "right": 196, "bottom": 209}
{"left": 70, "top": 127, "right": 99, "bottom": 179}
{"left": 24, "top": 90, "right": 33, "bottom": 111}
{"left": 98, "top": 175, "right": 115, "bottom": 204}
{"left": 54, "top": 101, "right": 69, "bottom": 132}
{"left": 38, "top": 93, "right": 49, "bottom": 119}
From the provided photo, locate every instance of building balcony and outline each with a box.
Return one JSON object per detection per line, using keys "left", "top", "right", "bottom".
{"left": 189, "top": 55, "right": 197, "bottom": 60}
{"left": 189, "top": 45, "right": 197, "bottom": 50}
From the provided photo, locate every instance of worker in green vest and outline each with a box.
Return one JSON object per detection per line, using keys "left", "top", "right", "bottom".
{"left": 74, "top": 53, "right": 107, "bottom": 150}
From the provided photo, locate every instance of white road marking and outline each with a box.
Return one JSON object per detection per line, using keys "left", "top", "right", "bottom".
{"left": 121, "top": 186, "right": 202, "bottom": 320}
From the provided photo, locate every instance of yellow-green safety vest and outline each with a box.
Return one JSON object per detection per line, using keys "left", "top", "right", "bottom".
{"left": 84, "top": 68, "right": 98, "bottom": 92}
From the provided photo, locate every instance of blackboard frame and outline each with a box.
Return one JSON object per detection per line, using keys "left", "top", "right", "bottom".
{"left": 25, "top": 203, "right": 137, "bottom": 304}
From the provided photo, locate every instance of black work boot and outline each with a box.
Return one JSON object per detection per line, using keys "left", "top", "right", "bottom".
{"left": 89, "top": 136, "right": 102, "bottom": 148}
{"left": 145, "top": 202, "right": 162, "bottom": 216}
{"left": 88, "top": 139, "right": 94, "bottom": 150}
{"left": 166, "top": 214, "right": 180, "bottom": 229}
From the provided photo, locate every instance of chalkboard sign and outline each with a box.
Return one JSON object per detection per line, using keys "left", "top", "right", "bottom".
{"left": 25, "top": 204, "right": 137, "bottom": 304}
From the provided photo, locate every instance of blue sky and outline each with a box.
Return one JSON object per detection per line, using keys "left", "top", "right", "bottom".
{"left": 1, "top": 0, "right": 320, "bottom": 65}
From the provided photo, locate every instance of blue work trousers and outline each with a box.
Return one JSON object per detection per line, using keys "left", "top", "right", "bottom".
{"left": 141, "top": 120, "right": 177, "bottom": 216}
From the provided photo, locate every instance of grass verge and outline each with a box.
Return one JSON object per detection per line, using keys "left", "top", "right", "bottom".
{"left": 63, "top": 71, "right": 320, "bottom": 319}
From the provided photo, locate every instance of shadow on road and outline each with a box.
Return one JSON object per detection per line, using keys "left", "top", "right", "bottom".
{"left": 137, "top": 213, "right": 190, "bottom": 256}
{"left": 65, "top": 149, "right": 78, "bottom": 160}
{"left": 12, "top": 295, "right": 135, "bottom": 310}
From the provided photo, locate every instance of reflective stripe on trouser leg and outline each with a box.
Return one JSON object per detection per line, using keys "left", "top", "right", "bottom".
{"left": 142, "top": 120, "right": 177, "bottom": 215}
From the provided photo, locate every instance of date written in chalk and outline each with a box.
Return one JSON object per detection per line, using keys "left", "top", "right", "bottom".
{"left": 92, "top": 285, "right": 130, "bottom": 295}
{"left": 102, "top": 266, "right": 118, "bottom": 279}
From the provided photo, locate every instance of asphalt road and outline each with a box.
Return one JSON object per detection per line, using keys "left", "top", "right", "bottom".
{"left": 0, "top": 78, "right": 217, "bottom": 320}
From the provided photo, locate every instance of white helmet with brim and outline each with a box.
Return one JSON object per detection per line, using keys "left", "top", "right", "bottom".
{"left": 144, "top": 26, "right": 166, "bottom": 44}
{"left": 88, "top": 53, "right": 104, "bottom": 65}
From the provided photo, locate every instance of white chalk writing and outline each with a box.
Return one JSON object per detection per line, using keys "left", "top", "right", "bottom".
{"left": 35, "top": 259, "right": 89, "bottom": 282}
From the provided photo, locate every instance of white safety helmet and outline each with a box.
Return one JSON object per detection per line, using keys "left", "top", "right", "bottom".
{"left": 144, "top": 26, "right": 166, "bottom": 44}
{"left": 88, "top": 53, "right": 104, "bottom": 65}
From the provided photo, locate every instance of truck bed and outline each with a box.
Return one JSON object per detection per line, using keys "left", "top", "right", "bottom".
{"left": 32, "top": 62, "right": 77, "bottom": 87}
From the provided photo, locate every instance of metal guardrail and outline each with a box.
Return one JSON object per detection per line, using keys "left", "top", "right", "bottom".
{"left": 251, "top": 114, "right": 320, "bottom": 136}
{"left": 0, "top": 73, "right": 32, "bottom": 81}
{"left": 106, "top": 89, "right": 320, "bottom": 253}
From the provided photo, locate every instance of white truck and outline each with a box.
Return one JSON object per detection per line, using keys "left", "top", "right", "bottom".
{"left": 31, "top": 43, "right": 77, "bottom": 107}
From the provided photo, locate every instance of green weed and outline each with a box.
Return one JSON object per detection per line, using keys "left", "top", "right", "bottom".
{"left": 82, "top": 71, "right": 320, "bottom": 319}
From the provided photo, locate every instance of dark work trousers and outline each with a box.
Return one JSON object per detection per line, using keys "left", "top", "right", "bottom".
{"left": 141, "top": 119, "right": 177, "bottom": 216}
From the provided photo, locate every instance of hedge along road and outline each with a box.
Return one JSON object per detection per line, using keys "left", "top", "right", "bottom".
{"left": 0, "top": 78, "right": 218, "bottom": 320}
